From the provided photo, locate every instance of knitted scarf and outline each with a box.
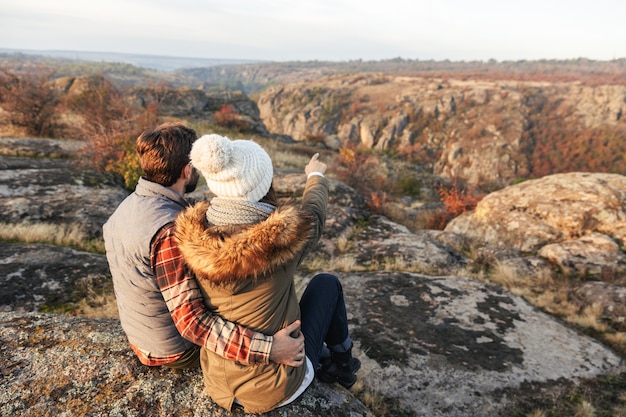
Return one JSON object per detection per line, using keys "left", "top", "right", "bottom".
{"left": 205, "top": 197, "right": 276, "bottom": 226}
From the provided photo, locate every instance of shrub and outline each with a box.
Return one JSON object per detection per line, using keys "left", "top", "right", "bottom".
{"left": 367, "top": 190, "right": 391, "bottom": 215}
{"left": 334, "top": 143, "right": 393, "bottom": 213}
{"left": 427, "top": 179, "right": 483, "bottom": 230}
{"left": 106, "top": 135, "right": 142, "bottom": 190}
{"left": 334, "top": 143, "right": 379, "bottom": 192}
{"left": 214, "top": 104, "right": 250, "bottom": 131}
{"left": 62, "top": 75, "right": 161, "bottom": 190}
{"left": 62, "top": 76, "right": 135, "bottom": 170}
{"left": 0, "top": 68, "right": 63, "bottom": 137}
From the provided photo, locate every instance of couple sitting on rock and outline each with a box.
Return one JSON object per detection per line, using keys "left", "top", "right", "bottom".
{"left": 103, "top": 122, "right": 360, "bottom": 413}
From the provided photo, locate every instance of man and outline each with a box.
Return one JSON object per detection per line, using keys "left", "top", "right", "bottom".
{"left": 103, "top": 122, "right": 304, "bottom": 369}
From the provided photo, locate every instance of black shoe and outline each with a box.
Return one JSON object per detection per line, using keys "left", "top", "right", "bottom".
{"left": 317, "top": 356, "right": 361, "bottom": 389}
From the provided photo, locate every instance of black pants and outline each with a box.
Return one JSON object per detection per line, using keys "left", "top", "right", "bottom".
{"left": 300, "top": 273, "right": 352, "bottom": 366}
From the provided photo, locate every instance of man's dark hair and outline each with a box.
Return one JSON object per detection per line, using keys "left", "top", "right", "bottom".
{"left": 136, "top": 122, "right": 197, "bottom": 186}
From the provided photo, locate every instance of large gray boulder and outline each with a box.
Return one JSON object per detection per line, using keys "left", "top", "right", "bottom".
{"left": 0, "top": 243, "right": 112, "bottom": 313}
{"left": 445, "top": 172, "right": 626, "bottom": 330}
{"left": 336, "top": 271, "right": 624, "bottom": 416}
{"left": 348, "top": 216, "right": 468, "bottom": 274}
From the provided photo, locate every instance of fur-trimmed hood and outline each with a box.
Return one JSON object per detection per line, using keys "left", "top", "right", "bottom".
{"left": 174, "top": 201, "right": 314, "bottom": 285}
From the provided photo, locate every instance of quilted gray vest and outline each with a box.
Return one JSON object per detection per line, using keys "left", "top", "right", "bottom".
{"left": 103, "top": 177, "right": 192, "bottom": 357}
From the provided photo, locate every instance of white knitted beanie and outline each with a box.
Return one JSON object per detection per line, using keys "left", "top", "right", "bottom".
{"left": 190, "top": 134, "right": 273, "bottom": 202}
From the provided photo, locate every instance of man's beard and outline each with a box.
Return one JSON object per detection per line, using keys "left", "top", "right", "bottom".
{"left": 185, "top": 168, "right": 200, "bottom": 193}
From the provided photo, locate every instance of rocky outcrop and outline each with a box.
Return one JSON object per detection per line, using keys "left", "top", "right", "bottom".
{"left": 256, "top": 74, "right": 626, "bottom": 187}
{"left": 338, "top": 271, "right": 624, "bottom": 416}
{"left": 0, "top": 312, "right": 371, "bottom": 417}
{"left": 445, "top": 172, "right": 626, "bottom": 331}
{"left": 0, "top": 243, "right": 112, "bottom": 313}
{"left": 0, "top": 139, "right": 127, "bottom": 239}
{"left": 445, "top": 172, "right": 626, "bottom": 276}
{"left": 3, "top": 265, "right": 623, "bottom": 417}
{"left": 348, "top": 215, "right": 469, "bottom": 274}
{"left": 128, "top": 87, "right": 269, "bottom": 135}
{"left": 0, "top": 137, "right": 85, "bottom": 158}
{"left": 2, "top": 138, "right": 626, "bottom": 416}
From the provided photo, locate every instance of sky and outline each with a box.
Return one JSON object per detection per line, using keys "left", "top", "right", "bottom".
{"left": 1, "top": 0, "right": 625, "bottom": 62}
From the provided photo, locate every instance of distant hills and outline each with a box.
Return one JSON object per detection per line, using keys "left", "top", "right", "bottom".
{"left": 0, "top": 48, "right": 262, "bottom": 72}
{"left": 3, "top": 48, "right": 626, "bottom": 81}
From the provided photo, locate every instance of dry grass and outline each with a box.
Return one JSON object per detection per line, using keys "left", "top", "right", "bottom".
{"left": 264, "top": 144, "right": 312, "bottom": 171}
{"left": 302, "top": 255, "right": 366, "bottom": 273}
{"left": 0, "top": 221, "right": 104, "bottom": 253}
{"left": 381, "top": 202, "right": 439, "bottom": 232}
{"left": 614, "top": 392, "right": 626, "bottom": 417}
{"left": 75, "top": 290, "right": 119, "bottom": 319}
{"left": 350, "top": 379, "right": 411, "bottom": 417}
{"left": 0, "top": 121, "right": 27, "bottom": 138}
{"left": 466, "top": 256, "right": 626, "bottom": 360}
{"left": 304, "top": 252, "right": 440, "bottom": 276}
{"left": 574, "top": 400, "right": 596, "bottom": 417}
{"left": 335, "top": 231, "right": 353, "bottom": 254}
{"left": 380, "top": 256, "right": 410, "bottom": 271}
{"left": 571, "top": 303, "right": 609, "bottom": 332}
{"left": 351, "top": 380, "right": 389, "bottom": 416}
{"left": 329, "top": 255, "right": 364, "bottom": 272}
{"left": 614, "top": 406, "right": 626, "bottom": 417}
{"left": 488, "top": 260, "right": 529, "bottom": 292}
{"left": 489, "top": 262, "right": 591, "bottom": 327}
{"left": 605, "top": 332, "right": 626, "bottom": 347}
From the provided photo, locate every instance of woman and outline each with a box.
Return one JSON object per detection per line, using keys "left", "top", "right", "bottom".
{"left": 174, "top": 134, "right": 359, "bottom": 413}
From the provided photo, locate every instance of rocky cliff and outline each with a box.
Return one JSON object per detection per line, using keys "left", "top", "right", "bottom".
{"left": 1, "top": 137, "right": 626, "bottom": 416}
{"left": 255, "top": 74, "right": 626, "bottom": 188}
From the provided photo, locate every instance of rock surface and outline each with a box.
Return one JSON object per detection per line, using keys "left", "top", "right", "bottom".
{"left": 1, "top": 138, "right": 626, "bottom": 416}
{"left": 445, "top": 171, "right": 626, "bottom": 333}
{"left": 0, "top": 312, "right": 371, "bottom": 417}
{"left": 0, "top": 243, "right": 111, "bottom": 313}
{"left": 446, "top": 172, "right": 626, "bottom": 279}
{"left": 2, "top": 270, "right": 623, "bottom": 417}
{"left": 349, "top": 215, "right": 468, "bottom": 274}
{"left": 338, "top": 271, "right": 624, "bottom": 416}
{"left": 0, "top": 140, "right": 127, "bottom": 239}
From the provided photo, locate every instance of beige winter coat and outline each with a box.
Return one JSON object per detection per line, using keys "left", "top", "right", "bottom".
{"left": 174, "top": 175, "right": 328, "bottom": 413}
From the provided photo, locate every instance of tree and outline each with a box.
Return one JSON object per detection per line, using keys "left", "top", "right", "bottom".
{"left": 62, "top": 75, "right": 144, "bottom": 189}
{"left": 0, "top": 68, "right": 62, "bottom": 137}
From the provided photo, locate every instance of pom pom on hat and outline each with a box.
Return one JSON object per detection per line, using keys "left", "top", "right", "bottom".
{"left": 190, "top": 134, "right": 232, "bottom": 174}
{"left": 190, "top": 134, "right": 273, "bottom": 202}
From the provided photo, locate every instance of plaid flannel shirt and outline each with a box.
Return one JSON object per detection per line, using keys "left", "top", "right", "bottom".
{"left": 132, "top": 223, "right": 272, "bottom": 366}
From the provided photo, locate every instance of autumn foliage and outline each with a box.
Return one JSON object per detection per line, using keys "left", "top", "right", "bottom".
{"left": 0, "top": 69, "right": 160, "bottom": 189}
{"left": 427, "top": 180, "right": 483, "bottom": 230}
{"left": 522, "top": 93, "right": 626, "bottom": 178}
{"left": 334, "top": 143, "right": 392, "bottom": 214}
{"left": 214, "top": 104, "right": 250, "bottom": 131}
{"left": 0, "top": 68, "right": 63, "bottom": 137}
